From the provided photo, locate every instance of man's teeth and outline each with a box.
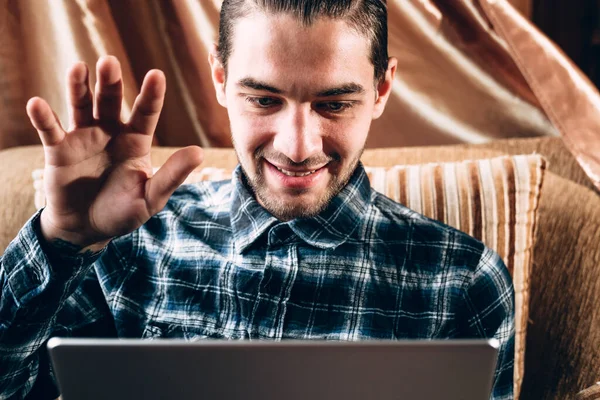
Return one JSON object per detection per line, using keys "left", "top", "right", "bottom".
{"left": 276, "top": 166, "right": 318, "bottom": 177}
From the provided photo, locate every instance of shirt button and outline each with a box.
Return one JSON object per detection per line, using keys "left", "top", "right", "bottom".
{"left": 268, "top": 224, "right": 293, "bottom": 246}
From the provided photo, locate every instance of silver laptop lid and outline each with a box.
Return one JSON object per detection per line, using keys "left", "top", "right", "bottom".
{"left": 48, "top": 338, "right": 499, "bottom": 400}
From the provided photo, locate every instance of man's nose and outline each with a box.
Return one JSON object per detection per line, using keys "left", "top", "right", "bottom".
{"left": 272, "top": 105, "right": 323, "bottom": 163}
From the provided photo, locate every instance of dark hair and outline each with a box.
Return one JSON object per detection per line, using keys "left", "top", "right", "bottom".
{"left": 217, "top": 0, "right": 388, "bottom": 83}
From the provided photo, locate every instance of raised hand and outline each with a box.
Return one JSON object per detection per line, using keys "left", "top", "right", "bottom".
{"left": 27, "top": 56, "right": 203, "bottom": 253}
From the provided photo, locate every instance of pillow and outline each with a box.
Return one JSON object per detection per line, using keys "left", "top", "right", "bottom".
{"left": 32, "top": 154, "right": 546, "bottom": 398}
{"left": 367, "top": 154, "right": 546, "bottom": 399}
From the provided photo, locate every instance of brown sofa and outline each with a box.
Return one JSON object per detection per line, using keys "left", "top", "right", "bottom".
{"left": 1, "top": 137, "right": 599, "bottom": 400}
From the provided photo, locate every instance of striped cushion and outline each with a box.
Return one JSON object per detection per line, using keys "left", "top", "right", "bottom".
{"left": 32, "top": 154, "right": 546, "bottom": 397}
{"left": 366, "top": 154, "right": 546, "bottom": 398}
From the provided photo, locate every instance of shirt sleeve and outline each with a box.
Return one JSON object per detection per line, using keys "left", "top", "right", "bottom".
{"left": 0, "top": 211, "right": 117, "bottom": 399}
{"left": 461, "top": 246, "right": 515, "bottom": 400}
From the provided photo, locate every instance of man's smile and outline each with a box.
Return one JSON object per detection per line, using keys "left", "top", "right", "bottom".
{"left": 264, "top": 159, "right": 328, "bottom": 190}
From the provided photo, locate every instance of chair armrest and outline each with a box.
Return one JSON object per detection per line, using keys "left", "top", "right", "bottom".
{"left": 0, "top": 146, "right": 44, "bottom": 254}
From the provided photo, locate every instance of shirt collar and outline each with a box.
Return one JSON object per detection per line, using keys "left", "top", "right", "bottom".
{"left": 230, "top": 163, "right": 372, "bottom": 253}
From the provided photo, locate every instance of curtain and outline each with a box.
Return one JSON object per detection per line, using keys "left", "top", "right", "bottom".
{"left": 0, "top": 0, "right": 598, "bottom": 187}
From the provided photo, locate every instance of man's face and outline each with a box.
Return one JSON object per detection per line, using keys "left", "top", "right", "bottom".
{"left": 210, "top": 12, "right": 395, "bottom": 220}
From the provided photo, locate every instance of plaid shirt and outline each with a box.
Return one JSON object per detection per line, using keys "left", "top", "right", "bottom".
{"left": 0, "top": 164, "right": 514, "bottom": 400}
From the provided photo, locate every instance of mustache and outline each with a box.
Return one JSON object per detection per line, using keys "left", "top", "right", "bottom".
{"left": 254, "top": 148, "right": 341, "bottom": 168}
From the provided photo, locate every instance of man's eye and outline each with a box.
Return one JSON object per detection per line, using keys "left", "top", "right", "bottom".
{"left": 316, "top": 102, "right": 353, "bottom": 113}
{"left": 247, "top": 97, "right": 279, "bottom": 108}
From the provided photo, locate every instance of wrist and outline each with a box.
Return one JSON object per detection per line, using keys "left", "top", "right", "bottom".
{"left": 40, "top": 209, "right": 111, "bottom": 255}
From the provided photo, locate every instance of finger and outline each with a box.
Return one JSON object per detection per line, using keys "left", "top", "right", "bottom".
{"left": 26, "top": 97, "right": 66, "bottom": 147}
{"left": 94, "top": 55, "right": 123, "bottom": 122}
{"left": 127, "top": 69, "right": 166, "bottom": 136}
{"left": 145, "top": 146, "right": 203, "bottom": 215}
{"left": 67, "top": 62, "right": 93, "bottom": 129}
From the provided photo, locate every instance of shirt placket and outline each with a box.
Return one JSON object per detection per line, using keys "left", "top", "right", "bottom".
{"left": 248, "top": 224, "right": 298, "bottom": 339}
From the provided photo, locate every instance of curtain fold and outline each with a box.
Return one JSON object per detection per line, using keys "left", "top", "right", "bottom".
{"left": 19, "top": 0, "right": 138, "bottom": 129}
{"left": 371, "top": 0, "right": 556, "bottom": 148}
{"left": 0, "top": 1, "right": 31, "bottom": 149}
{"left": 478, "top": 0, "right": 600, "bottom": 189}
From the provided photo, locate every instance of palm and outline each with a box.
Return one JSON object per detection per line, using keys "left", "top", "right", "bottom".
{"left": 28, "top": 57, "right": 202, "bottom": 249}
{"left": 44, "top": 125, "right": 152, "bottom": 241}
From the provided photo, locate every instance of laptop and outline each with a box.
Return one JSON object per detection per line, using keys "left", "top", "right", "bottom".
{"left": 47, "top": 338, "right": 499, "bottom": 400}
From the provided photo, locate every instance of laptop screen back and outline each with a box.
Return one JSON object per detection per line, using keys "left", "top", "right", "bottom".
{"left": 48, "top": 338, "right": 499, "bottom": 400}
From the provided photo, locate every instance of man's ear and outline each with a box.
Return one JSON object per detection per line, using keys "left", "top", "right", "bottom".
{"left": 372, "top": 57, "right": 397, "bottom": 120}
{"left": 209, "top": 43, "right": 227, "bottom": 108}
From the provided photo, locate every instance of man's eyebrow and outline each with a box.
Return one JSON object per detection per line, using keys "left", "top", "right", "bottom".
{"left": 237, "top": 78, "right": 283, "bottom": 94}
{"left": 236, "top": 79, "right": 366, "bottom": 97}
{"left": 315, "top": 83, "right": 366, "bottom": 97}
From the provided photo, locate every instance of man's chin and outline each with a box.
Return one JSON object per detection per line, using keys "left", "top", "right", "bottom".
{"left": 240, "top": 158, "right": 358, "bottom": 221}
{"left": 257, "top": 190, "right": 329, "bottom": 221}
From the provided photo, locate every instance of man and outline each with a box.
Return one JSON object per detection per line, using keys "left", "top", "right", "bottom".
{"left": 0, "top": 0, "right": 514, "bottom": 399}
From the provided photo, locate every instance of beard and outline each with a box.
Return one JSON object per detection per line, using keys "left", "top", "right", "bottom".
{"left": 236, "top": 145, "right": 363, "bottom": 221}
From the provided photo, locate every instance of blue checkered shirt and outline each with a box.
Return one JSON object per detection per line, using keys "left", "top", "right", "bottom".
{"left": 0, "top": 164, "right": 514, "bottom": 399}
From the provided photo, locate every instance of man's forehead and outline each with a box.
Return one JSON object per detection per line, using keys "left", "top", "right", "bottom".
{"left": 226, "top": 11, "right": 374, "bottom": 87}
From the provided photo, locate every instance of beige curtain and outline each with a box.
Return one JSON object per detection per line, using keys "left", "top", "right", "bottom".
{"left": 0, "top": 0, "right": 598, "bottom": 187}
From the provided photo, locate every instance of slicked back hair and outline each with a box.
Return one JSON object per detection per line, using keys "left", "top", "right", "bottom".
{"left": 217, "top": 0, "right": 389, "bottom": 83}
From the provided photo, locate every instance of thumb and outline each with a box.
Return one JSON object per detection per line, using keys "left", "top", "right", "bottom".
{"left": 145, "top": 146, "right": 204, "bottom": 215}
